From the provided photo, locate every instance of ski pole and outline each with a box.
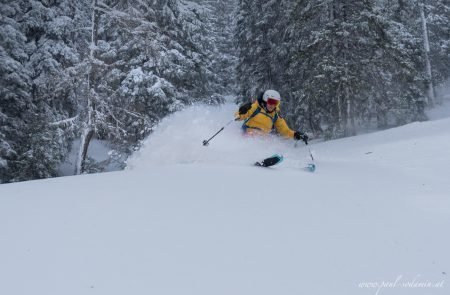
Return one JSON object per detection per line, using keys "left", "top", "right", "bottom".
{"left": 306, "top": 144, "right": 316, "bottom": 172}
{"left": 202, "top": 118, "right": 237, "bottom": 146}
{"left": 295, "top": 138, "right": 316, "bottom": 172}
{"left": 295, "top": 140, "right": 314, "bottom": 161}
{"left": 307, "top": 145, "right": 315, "bottom": 162}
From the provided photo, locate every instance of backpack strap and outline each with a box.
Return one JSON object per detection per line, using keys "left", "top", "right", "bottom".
{"left": 271, "top": 112, "right": 279, "bottom": 130}
{"left": 242, "top": 106, "right": 279, "bottom": 132}
{"left": 242, "top": 106, "right": 262, "bottom": 131}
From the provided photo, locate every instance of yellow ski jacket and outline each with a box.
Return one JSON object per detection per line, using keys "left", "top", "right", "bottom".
{"left": 235, "top": 101, "right": 295, "bottom": 139}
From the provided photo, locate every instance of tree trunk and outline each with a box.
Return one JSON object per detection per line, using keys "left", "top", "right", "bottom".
{"left": 420, "top": 1, "right": 436, "bottom": 106}
{"left": 75, "top": 0, "right": 99, "bottom": 175}
{"left": 342, "top": 0, "right": 355, "bottom": 136}
{"left": 329, "top": 1, "right": 345, "bottom": 136}
{"left": 75, "top": 127, "right": 94, "bottom": 174}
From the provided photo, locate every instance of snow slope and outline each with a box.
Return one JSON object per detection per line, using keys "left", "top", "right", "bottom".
{"left": 1, "top": 102, "right": 449, "bottom": 295}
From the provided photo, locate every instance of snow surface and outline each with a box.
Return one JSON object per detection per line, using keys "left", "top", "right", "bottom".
{"left": 1, "top": 101, "right": 450, "bottom": 295}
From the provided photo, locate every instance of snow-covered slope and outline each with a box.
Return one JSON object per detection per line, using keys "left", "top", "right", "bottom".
{"left": 1, "top": 102, "right": 449, "bottom": 295}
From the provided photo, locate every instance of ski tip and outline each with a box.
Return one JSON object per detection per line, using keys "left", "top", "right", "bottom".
{"left": 306, "top": 163, "right": 316, "bottom": 172}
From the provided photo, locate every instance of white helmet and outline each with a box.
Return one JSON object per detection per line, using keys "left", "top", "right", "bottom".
{"left": 262, "top": 90, "right": 281, "bottom": 104}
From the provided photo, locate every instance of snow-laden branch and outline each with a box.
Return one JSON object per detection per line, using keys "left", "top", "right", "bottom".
{"left": 49, "top": 115, "right": 79, "bottom": 127}
{"left": 103, "top": 106, "right": 125, "bottom": 127}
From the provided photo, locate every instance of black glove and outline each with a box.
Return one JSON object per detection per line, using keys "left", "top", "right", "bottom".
{"left": 238, "top": 102, "right": 252, "bottom": 115}
{"left": 294, "top": 131, "right": 308, "bottom": 144}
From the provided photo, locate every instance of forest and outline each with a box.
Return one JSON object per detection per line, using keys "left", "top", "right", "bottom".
{"left": 1, "top": 0, "right": 449, "bottom": 183}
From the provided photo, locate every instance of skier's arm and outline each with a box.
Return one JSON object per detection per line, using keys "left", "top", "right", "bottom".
{"left": 274, "top": 116, "right": 295, "bottom": 139}
{"left": 235, "top": 102, "right": 258, "bottom": 121}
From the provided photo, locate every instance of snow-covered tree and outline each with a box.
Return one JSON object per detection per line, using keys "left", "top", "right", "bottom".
{"left": 74, "top": 0, "right": 222, "bottom": 174}
{"left": 1, "top": 1, "right": 77, "bottom": 182}
{"left": 203, "top": 0, "right": 238, "bottom": 94}
{"left": 236, "top": 0, "right": 293, "bottom": 102}
{"left": 0, "top": 1, "right": 31, "bottom": 182}
{"left": 380, "top": 0, "right": 450, "bottom": 106}
{"left": 422, "top": 0, "right": 450, "bottom": 103}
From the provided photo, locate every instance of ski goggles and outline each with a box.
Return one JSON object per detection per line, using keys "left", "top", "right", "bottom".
{"left": 266, "top": 98, "right": 280, "bottom": 106}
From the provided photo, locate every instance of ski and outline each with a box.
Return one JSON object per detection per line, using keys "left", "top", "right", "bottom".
{"left": 303, "top": 163, "right": 316, "bottom": 172}
{"left": 254, "top": 154, "right": 284, "bottom": 167}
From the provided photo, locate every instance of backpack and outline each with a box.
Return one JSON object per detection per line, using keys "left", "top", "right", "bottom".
{"left": 242, "top": 103, "right": 279, "bottom": 132}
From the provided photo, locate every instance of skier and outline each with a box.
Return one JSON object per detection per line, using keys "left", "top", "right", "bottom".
{"left": 235, "top": 89, "right": 308, "bottom": 144}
